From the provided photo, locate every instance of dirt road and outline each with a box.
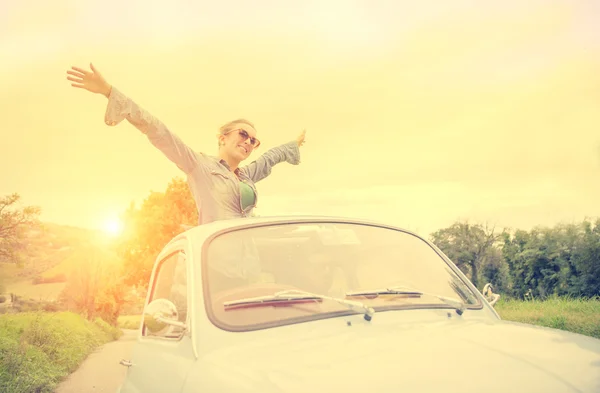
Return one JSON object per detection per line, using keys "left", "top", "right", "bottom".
{"left": 54, "top": 329, "right": 138, "bottom": 393}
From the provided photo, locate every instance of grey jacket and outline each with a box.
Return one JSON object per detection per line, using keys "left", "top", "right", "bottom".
{"left": 104, "top": 87, "right": 301, "bottom": 225}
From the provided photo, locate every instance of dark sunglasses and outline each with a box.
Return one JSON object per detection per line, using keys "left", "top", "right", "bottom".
{"left": 234, "top": 129, "right": 260, "bottom": 148}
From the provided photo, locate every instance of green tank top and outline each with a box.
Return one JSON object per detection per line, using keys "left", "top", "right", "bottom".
{"left": 239, "top": 181, "right": 256, "bottom": 210}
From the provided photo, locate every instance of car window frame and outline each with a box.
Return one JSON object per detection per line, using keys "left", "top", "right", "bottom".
{"left": 142, "top": 247, "right": 190, "bottom": 342}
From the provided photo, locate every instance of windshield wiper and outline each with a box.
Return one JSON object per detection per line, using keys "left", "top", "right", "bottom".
{"left": 345, "top": 286, "right": 467, "bottom": 315}
{"left": 224, "top": 289, "right": 376, "bottom": 321}
{"left": 223, "top": 293, "right": 323, "bottom": 309}
{"left": 346, "top": 288, "right": 424, "bottom": 297}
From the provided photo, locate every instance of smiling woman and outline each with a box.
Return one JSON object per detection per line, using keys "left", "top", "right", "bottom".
{"left": 65, "top": 63, "right": 307, "bottom": 226}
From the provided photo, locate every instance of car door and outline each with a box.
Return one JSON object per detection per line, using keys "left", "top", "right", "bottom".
{"left": 119, "top": 239, "right": 197, "bottom": 393}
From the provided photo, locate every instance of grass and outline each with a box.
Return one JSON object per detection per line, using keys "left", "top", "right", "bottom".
{"left": 38, "top": 247, "right": 99, "bottom": 280}
{"left": 0, "top": 263, "right": 21, "bottom": 281}
{"left": 0, "top": 311, "right": 122, "bottom": 393}
{"left": 5, "top": 280, "right": 66, "bottom": 302}
{"left": 494, "top": 295, "right": 600, "bottom": 339}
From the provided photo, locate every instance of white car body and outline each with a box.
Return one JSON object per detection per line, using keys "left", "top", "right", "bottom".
{"left": 117, "top": 216, "right": 600, "bottom": 393}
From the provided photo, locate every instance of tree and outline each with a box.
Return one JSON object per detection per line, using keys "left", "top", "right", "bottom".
{"left": 430, "top": 221, "right": 506, "bottom": 289}
{"left": 0, "top": 193, "right": 41, "bottom": 264}
{"left": 479, "top": 246, "right": 511, "bottom": 293}
{"left": 117, "top": 177, "right": 196, "bottom": 288}
{"left": 501, "top": 229, "right": 532, "bottom": 297}
{"left": 563, "top": 219, "right": 600, "bottom": 298}
{"left": 501, "top": 220, "right": 600, "bottom": 299}
{"left": 59, "top": 246, "right": 127, "bottom": 325}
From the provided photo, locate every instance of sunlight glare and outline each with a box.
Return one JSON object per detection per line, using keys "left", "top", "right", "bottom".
{"left": 103, "top": 217, "right": 123, "bottom": 237}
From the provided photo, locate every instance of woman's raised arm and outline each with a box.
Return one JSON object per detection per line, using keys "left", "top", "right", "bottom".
{"left": 67, "top": 63, "right": 199, "bottom": 174}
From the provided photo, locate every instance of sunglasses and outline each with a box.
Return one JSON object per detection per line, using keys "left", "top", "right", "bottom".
{"left": 229, "top": 129, "right": 260, "bottom": 148}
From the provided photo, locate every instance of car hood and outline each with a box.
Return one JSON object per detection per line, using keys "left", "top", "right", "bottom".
{"left": 195, "top": 311, "right": 600, "bottom": 393}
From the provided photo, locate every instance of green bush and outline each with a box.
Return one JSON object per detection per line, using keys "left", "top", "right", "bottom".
{"left": 93, "top": 317, "right": 123, "bottom": 340}
{"left": 0, "top": 311, "right": 122, "bottom": 393}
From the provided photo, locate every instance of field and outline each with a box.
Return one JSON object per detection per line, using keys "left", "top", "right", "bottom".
{"left": 3, "top": 281, "right": 66, "bottom": 302}
{"left": 495, "top": 296, "right": 600, "bottom": 339}
{"left": 0, "top": 222, "right": 112, "bottom": 303}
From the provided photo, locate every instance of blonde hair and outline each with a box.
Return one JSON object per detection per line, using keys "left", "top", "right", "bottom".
{"left": 219, "top": 118, "right": 255, "bottom": 134}
{"left": 217, "top": 118, "right": 255, "bottom": 147}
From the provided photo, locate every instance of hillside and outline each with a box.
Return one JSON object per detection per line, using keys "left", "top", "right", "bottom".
{"left": 0, "top": 222, "right": 113, "bottom": 300}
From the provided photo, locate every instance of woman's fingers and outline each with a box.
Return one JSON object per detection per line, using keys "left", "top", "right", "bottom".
{"left": 89, "top": 62, "right": 100, "bottom": 75}
{"left": 66, "top": 72, "right": 84, "bottom": 81}
{"left": 67, "top": 70, "right": 85, "bottom": 78}
{"left": 66, "top": 76, "right": 83, "bottom": 83}
{"left": 66, "top": 63, "right": 108, "bottom": 94}
{"left": 296, "top": 129, "right": 306, "bottom": 146}
{"left": 71, "top": 66, "right": 91, "bottom": 75}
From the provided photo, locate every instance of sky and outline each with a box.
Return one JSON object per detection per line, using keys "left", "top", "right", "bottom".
{"left": 1, "top": 0, "right": 599, "bottom": 238}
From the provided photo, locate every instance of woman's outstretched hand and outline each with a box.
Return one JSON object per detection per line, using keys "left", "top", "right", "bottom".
{"left": 67, "top": 63, "right": 112, "bottom": 98}
{"left": 296, "top": 129, "right": 306, "bottom": 147}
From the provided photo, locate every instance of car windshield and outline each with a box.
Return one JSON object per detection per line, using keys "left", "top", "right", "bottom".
{"left": 203, "top": 221, "right": 481, "bottom": 330}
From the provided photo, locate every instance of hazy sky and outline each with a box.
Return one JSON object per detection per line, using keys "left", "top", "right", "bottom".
{"left": 1, "top": 0, "right": 599, "bottom": 237}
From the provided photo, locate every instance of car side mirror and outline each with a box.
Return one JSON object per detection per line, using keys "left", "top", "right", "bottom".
{"left": 482, "top": 283, "right": 500, "bottom": 307}
{"left": 144, "top": 298, "right": 187, "bottom": 335}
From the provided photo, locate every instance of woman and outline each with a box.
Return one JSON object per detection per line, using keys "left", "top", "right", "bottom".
{"left": 66, "top": 63, "right": 306, "bottom": 226}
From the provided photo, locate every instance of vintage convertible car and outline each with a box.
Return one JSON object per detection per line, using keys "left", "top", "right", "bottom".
{"left": 116, "top": 216, "right": 600, "bottom": 393}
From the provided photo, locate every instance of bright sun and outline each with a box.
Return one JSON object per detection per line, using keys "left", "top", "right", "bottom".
{"left": 103, "top": 217, "right": 124, "bottom": 237}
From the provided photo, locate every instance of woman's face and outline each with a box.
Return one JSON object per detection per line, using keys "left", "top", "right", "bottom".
{"left": 221, "top": 124, "right": 260, "bottom": 161}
